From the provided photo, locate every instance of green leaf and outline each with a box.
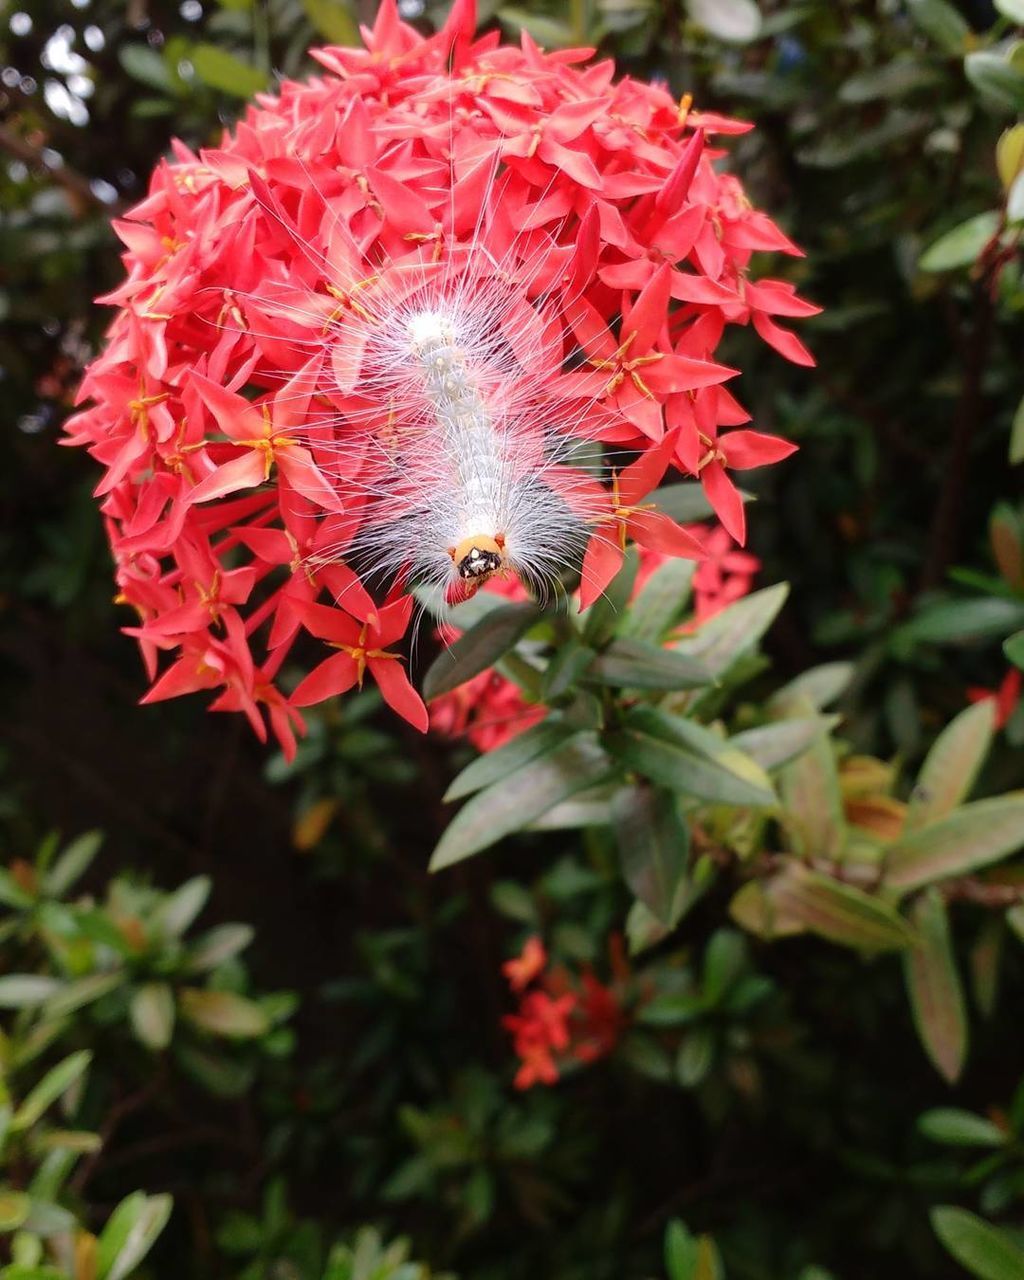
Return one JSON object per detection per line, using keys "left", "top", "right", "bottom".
{"left": 895, "top": 597, "right": 1024, "bottom": 646}
{"left": 768, "top": 662, "right": 854, "bottom": 714}
{"left": 44, "top": 831, "right": 101, "bottom": 898}
{"left": 97, "top": 1191, "right": 173, "bottom": 1280}
{"left": 302, "top": 0, "right": 359, "bottom": 44}
{"left": 965, "top": 50, "right": 1024, "bottom": 113}
{"left": 189, "top": 43, "right": 268, "bottom": 98}
{"left": 906, "top": 0, "right": 970, "bottom": 52}
{"left": 0, "top": 871, "right": 34, "bottom": 910}
{"left": 663, "top": 1217, "right": 725, "bottom": 1280}
{"left": 675, "top": 1029, "right": 715, "bottom": 1087}
{"left": 0, "top": 977, "right": 64, "bottom": 1009}
{"left": 621, "top": 558, "right": 695, "bottom": 642}
{"left": 12, "top": 1052, "right": 91, "bottom": 1132}
{"left": 839, "top": 61, "right": 941, "bottom": 104}
{"left": 497, "top": 6, "right": 576, "bottom": 47}
{"left": 607, "top": 708, "right": 776, "bottom": 807}
{"left": 1012, "top": 396, "right": 1024, "bottom": 468}
{"left": 906, "top": 700, "right": 996, "bottom": 832}
{"left": 43, "top": 972, "right": 124, "bottom": 1019}
{"left": 672, "top": 584, "right": 789, "bottom": 679}
{"left": 686, "top": 0, "right": 761, "bottom": 42}
{"left": 931, "top": 1206, "right": 1024, "bottom": 1280}
{"left": 1005, "top": 630, "right": 1024, "bottom": 669}
{"left": 0, "top": 1190, "right": 30, "bottom": 1232}
{"left": 587, "top": 637, "right": 711, "bottom": 690}
{"left": 918, "top": 1108, "right": 1006, "bottom": 1147}
{"left": 996, "top": 0, "right": 1024, "bottom": 22}
{"left": 651, "top": 483, "right": 720, "bottom": 523}
{"left": 764, "top": 863, "right": 915, "bottom": 952}
{"left": 542, "top": 641, "right": 597, "bottom": 700}
{"left": 130, "top": 984, "right": 175, "bottom": 1051}
{"left": 920, "top": 212, "right": 1001, "bottom": 273}
{"left": 32, "top": 1129, "right": 102, "bottom": 1154}
{"left": 779, "top": 728, "right": 845, "bottom": 860}
{"left": 422, "top": 603, "right": 540, "bottom": 700}
{"left": 152, "top": 876, "right": 210, "bottom": 939}
{"left": 444, "top": 721, "right": 573, "bottom": 801}
{"left": 430, "top": 734, "right": 614, "bottom": 870}
{"left": 179, "top": 989, "right": 269, "bottom": 1039}
{"left": 729, "top": 718, "right": 831, "bottom": 771}
{"left": 613, "top": 785, "right": 689, "bottom": 925}
{"left": 186, "top": 924, "right": 255, "bottom": 973}
{"left": 884, "top": 794, "right": 1024, "bottom": 893}
{"left": 904, "top": 890, "right": 968, "bottom": 1083}
{"left": 118, "top": 45, "right": 178, "bottom": 94}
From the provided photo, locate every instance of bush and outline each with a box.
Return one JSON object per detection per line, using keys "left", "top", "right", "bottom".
{"left": 2, "top": 1, "right": 1024, "bottom": 1278}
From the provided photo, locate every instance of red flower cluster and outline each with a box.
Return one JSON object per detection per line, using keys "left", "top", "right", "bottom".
{"left": 501, "top": 936, "right": 626, "bottom": 1089}
{"left": 66, "top": 0, "right": 813, "bottom": 756}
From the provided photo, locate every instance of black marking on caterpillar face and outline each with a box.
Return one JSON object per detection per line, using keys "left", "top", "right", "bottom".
{"left": 457, "top": 546, "right": 503, "bottom": 579}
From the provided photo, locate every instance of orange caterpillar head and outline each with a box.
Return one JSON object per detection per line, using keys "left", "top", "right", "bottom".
{"left": 448, "top": 533, "right": 508, "bottom": 598}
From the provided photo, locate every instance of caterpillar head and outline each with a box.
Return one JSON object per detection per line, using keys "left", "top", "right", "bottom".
{"left": 449, "top": 533, "right": 507, "bottom": 596}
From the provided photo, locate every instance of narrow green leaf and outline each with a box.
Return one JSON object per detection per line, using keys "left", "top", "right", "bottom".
{"left": 44, "top": 831, "right": 101, "bottom": 898}
{"left": 672, "top": 584, "right": 789, "bottom": 679}
{"left": 444, "top": 721, "right": 573, "bottom": 801}
{"left": 918, "top": 1109, "right": 1006, "bottom": 1147}
{"left": 1005, "top": 630, "right": 1024, "bottom": 669}
{"left": 0, "top": 1190, "right": 30, "bottom": 1232}
{"left": 587, "top": 638, "right": 710, "bottom": 690}
{"left": 1010, "top": 397, "right": 1024, "bottom": 467}
{"left": 970, "top": 916, "right": 1004, "bottom": 1019}
{"left": 430, "top": 734, "right": 613, "bottom": 870}
{"left": 931, "top": 1206, "right": 1024, "bottom": 1280}
{"left": 178, "top": 990, "right": 269, "bottom": 1039}
{"left": 768, "top": 662, "right": 854, "bottom": 714}
{"left": 884, "top": 794, "right": 1024, "bottom": 893}
{"left": 779, "top": 729, "right": 845, "bottom": 860}
{"left": 651, "top": 483, "right": 720, "bottom": 523}
{"left": 0, "top": 871, "right": 34, "bottom": 910}
{"left": 423, "top": 603, "right": 540, "bottom": 700}
{"left": 906, "top": 0, "right": 970, "bottom": 52}
{"left": 686, "top": 0, "right": 761, "bottom": 42}
{"left": 118, "top": 45, "right": 177, "bottom": 94}
{"left": 905, "top": 889, "right": 968, "bottom": 1083}
{"left": 186, "top": 924, "right": 255, "bottom": 973}
{"left": 730, "top": 718, "right": 831, "bottom": 771}
{"left": 97, "top": 1191, "right": 173, "bottom": 1280}
{"left": 621, "top": 559, "right": 695, "bottom": 642}
{"left": 302, "top": 0, "right": 359, "bottom": 44}
{"left": 607, "top": 711, "right": 775, "bottom": 808}
{"left": 541, "top": 641, "right": 596, "bottom": 702}
{"left": 613, "top": 785, "right": 690, "bottom": 925}
{"left": 12, "top": 1052, "right": 91, "bottom": 1132}
{"left": 130, "top": 984, "right": 175, "bottom": 1051}
{"left": 906, "top": 700, "right": 996, "bottom": 832}
{"left": 920, "top": 212, "right": 1001, "bottom": 273}
{"left": 996, "top": 0, "right": 1024, "bottom": 22}
{"left": 767, "top": 863, "right": 915, "bottom": 951}
{"left": 42, "top": 972, "right": 123, "bottom": 1019}
{"left": 965, "top": 50, "right": 1024, "bottom": 113}
{"left": 189, "top": 43, "right": 268, "bottom": 98}
{"left": 152, "top": 876, "right": 210, "bottom": 939}
{"left": 0, "top": 977, "right": 64, "bottom": 1010}
{"left": 895, "top": 597, "right": 1024, "bottom": 646}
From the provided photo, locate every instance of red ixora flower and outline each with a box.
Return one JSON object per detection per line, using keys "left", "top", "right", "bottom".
{"left": 501, "top": 933, "right": 628, "bottom": 1089}
{"left": 66, "top": 0, "right": 814, "bottom": 756}
{"left": 967, "top": 667, "right": 1023, "bottom": 731}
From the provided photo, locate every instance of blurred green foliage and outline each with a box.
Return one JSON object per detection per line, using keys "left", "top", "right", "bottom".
{"left": 4, "top": 0, "right": 1024, "bottom": 1278}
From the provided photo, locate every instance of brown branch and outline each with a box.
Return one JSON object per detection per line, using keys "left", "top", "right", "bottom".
{"left": 0, "top": 121, "right": 118, "bottom": 214}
